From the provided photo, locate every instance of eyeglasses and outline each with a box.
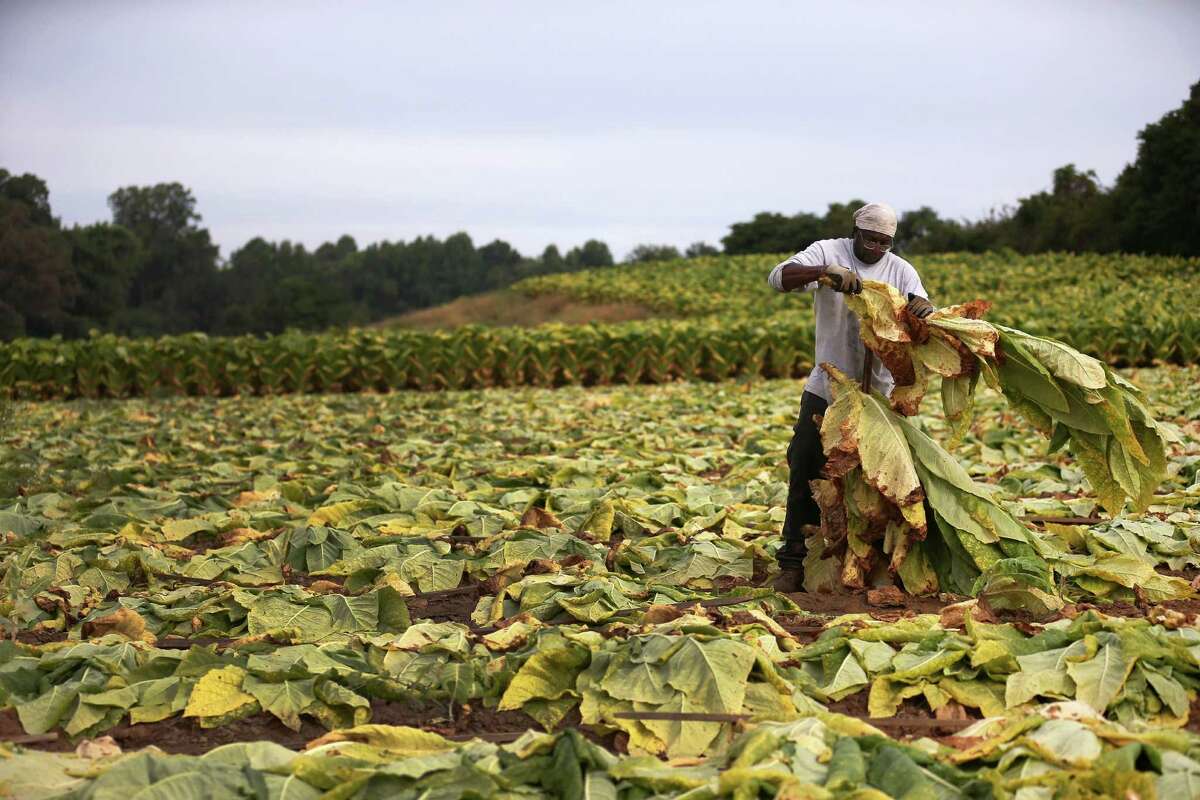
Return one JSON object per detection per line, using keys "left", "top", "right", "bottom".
{"left": 856, "top": 231, "right": 892, "bottom": 252}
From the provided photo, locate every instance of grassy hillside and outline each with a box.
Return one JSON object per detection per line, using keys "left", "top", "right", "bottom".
{"left": 516, "top": 251, "right": 1200, "bottom": 349}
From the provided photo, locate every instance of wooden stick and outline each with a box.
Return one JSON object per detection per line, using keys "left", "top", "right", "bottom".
{"left": 444, "top": 731, "right": 526, "bottom": 743}
{"left": 1, "top": 733, "right": 60, "bottom": 745}
{"left": 611, "top": 711, "right": 976, "bottom": 732}
{"left": 615, "top": 711, "right": 749, "bottom": 722}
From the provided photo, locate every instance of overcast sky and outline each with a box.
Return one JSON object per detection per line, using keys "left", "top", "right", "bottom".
{"left": 2, "top": 1, "right": 1198, "bottom": 261}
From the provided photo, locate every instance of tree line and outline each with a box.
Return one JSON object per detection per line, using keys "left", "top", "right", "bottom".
{"left": 1, "top": 81, "right": 1195, "bottom": 340}
{"left": 0, "top": 176, "right": 615, "bottom": 339}
{"left": 722, "top": 81, "right": 1199, "bottom": 258}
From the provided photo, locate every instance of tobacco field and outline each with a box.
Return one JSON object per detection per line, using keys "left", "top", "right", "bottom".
{"left": 1, "top": 348, "right": 1200, "bottom": 797}
{"left": 3, "top": 252, "right": 1199, "bottom": 400}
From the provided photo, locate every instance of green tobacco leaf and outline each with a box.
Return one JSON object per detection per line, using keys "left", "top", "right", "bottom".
{"left": 16, "top": 684, "right": 79, "bottom": 735}
{"left": 1066, "top": 639, "right": 1133, "bottom": 713}
{"left": 499, "top": 644, "right": 589, "bottom": 711}
{"left": 868, "top": 678, "right": 926, "bottom": 718}
{"left": 126, "top": 677, "right": 189, "bottom": 724}
{"left": 820, "top": 367, "right": 923, "bottom": 524}
{"left": 971, "top": 558, "right": 1062, "bottom": 616}
{"left": 941, "top": 373, "right": 978, "bottom": 443}
{"left": 939, "top": 677, "right": 1006, "bottom": 717}
{"left": 1024, "top": 718, "right": 1104, "bottom": 767}
{"left": 308, "top": 500, "right": 369, "bottom": 527}
{"left": 576, "top": 499, "right": 616, "bottom": 542}
{"left": 640, "top": 694, "right": 724, "bottom": 758}
{"left": 0, "top": 749, "right": 89, "bottom": 799}
{"left": 1006, "top": 669, "right": 1074, "bottom": 708}
{"left": 848, "top": 639, "right": 896, "bottom": 674}
{"left": 896, "top": 538, "right": 939, "bottom": 596}
{"left": 321, "top": 593, "right": 379, "bottom": 633}
{"left": 1143, "top": 668, "right": 1189, "bottom": 718}
{"left": 1003, "top": 328, "right": 1108, "bottom": 389}
{"left": 161, "top": 518, "right": 217, "bottom": 542}
{"left": 602, "top": 655, "right": 675, "bottom": 706}
{"left": 890, "top": 647, "right": 965, "bottom": 682}
{"left": 307, "top": 724, "right": 454, "bottom": 754}
{"left": 244, "top": 677, "right": 316, "bottom": 731}
{"left": 821, "top": 651, "right": 868, "bottom": 701}
{"left": 582, "top": 771, "right": 619, "bottom": 800}
{"left": 664, "top": 638, "right": 756, "bottom": 714}
{"left": 824, "top": 737, "right": 866, "bottom": 791}
{"left": 247, "top": 596, "right": 335, "bottom": 639}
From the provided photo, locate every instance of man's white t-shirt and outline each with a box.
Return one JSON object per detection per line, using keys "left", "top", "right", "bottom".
{"left": 767, "top": 238, "right": 928, "bottom": 403}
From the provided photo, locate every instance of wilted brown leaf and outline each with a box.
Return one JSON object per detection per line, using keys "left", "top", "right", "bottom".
{"left": 83, "top": 608, "right": 155, "bottom": 643}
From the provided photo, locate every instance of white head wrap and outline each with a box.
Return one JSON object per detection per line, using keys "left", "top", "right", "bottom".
{"left": 853, "top": 202, "right": 897, "bottom": 237}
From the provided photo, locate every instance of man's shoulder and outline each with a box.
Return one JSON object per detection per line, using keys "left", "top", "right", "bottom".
{"left": 887, "top": 252, "right": 919, "bottom": 274}
{"left": 805, "top": 238, "right": 852, "bottom": 258}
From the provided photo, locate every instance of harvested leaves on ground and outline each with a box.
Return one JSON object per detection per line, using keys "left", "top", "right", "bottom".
{"left": 1, "top": 366, "right": 1199, "bottom": 796}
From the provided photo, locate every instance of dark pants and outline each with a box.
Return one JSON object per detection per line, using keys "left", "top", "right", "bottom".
{"left": 779, "top": 390, "right": 828, "bottom": 569}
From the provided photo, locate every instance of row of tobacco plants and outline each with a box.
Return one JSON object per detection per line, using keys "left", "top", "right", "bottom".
{"left": 3, "top": 251, "right": 1199, "bottom": 399}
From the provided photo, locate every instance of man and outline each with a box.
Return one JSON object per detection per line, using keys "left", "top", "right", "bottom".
{"left": 765, "top": 202, "right": 934, "bottom": 593}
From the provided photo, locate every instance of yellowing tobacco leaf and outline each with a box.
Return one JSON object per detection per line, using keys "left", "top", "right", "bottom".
{"left": 183, "top": 666, "right": 257, "bottom": 720}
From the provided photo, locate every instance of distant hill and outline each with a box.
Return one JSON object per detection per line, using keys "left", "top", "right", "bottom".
{"left": 376, "top": 288, "right": 662, "bottom": 330}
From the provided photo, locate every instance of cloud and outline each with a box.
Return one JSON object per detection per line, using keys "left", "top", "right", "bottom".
{"left": 2, "top": 1, "right": 1198, "bottom": 258}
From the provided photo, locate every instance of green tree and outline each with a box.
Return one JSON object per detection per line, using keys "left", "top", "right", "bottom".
{"left": 218, "top": 238, "right": 354, "bottom": 334}
{"left": 625, "top": 243, "right": 681, "bottom": 263}
{"left": 685, "top": 241, "right": 720, "bottom": 258}
{"left": 539, "top": 244, "right": 565, "bottom": 273}
{"left": 0, "top": 170, "right": 76, "bottom": 339}
{"left": 819, "top": 199, "right": 868, "bottom": 239}
{"left": 723, "top": 211, "right": 808, "bottom": 254}
{"left": 479, "top": 239, "right": 523, "bottom": 285}
{"left": 896, "top": 206, "right": 992, "bottom": 254}
{"left": 441, "top": 232, "right": 484, "bottom": 296}
{"left": 721, "top": 199, "right": 866, "bottom": 253}
{"left": 316, "top": 234, "right": 358, "bottom": 262}
{"left": 1002, "top": 164, "right": 1116, "bottom": 253}
{"left": 1113, "top": 80, "right": 1200, "bottom": 256}
{"left": 565, "top": 239, "right": 613, "bottom": 269}
{"left": 0, "top": 170, "right": 54, "bottom": 226}
{"left": 108, "top": 182, "right": 220, "bottom": 333}
{"left": 65, "top": 223, "right": 141, "bottom": 332}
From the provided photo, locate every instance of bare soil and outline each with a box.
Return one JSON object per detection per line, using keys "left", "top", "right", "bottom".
{"left": 782, "top": 590, "right": 955, "bottom": 617}
{"left": 0, "top": 707, "right": 322, "bottom": 755}
{"left": 406, "top": 588, "right": 483, "bottom": 624}
{"left": 827, "top": 692, "right": 983, "bottom": 739}
{"left": 0, "top": 700, "right": 609, "bottom": 755}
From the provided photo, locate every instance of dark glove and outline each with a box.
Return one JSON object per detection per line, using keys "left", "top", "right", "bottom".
{"left": 824, "top": 265, "right": 862, "bottom": 294}
{"left": 906, "top": 293, "right": 934, "bottom": 319}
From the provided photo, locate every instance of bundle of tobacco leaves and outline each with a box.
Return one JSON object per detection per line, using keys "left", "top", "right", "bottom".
{"left": 845, "top": 281, "right": 1168, "bottom": 515}
{"left": 804, "top": 365, "right": 1059, "bottom": 608}
{"left": 802, "top": 364, "right": 1191, "bottom": 604}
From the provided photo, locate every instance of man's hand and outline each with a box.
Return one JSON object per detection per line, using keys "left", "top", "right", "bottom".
{"left": 824, "top": 265, "right": 862, "bottom": 294}
{"left": 906, "top": 293, "right": 934, "bottom": 319}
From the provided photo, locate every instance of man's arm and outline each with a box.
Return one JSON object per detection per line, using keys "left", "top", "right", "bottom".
{"left": 768, "top": 245, "right": 824, "bottom": 293}
{"left": 776, "top": 263, "right": 830, "bottom": 291}
{"left": 768, "top": 251, "right": 862, "bottom": 294}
